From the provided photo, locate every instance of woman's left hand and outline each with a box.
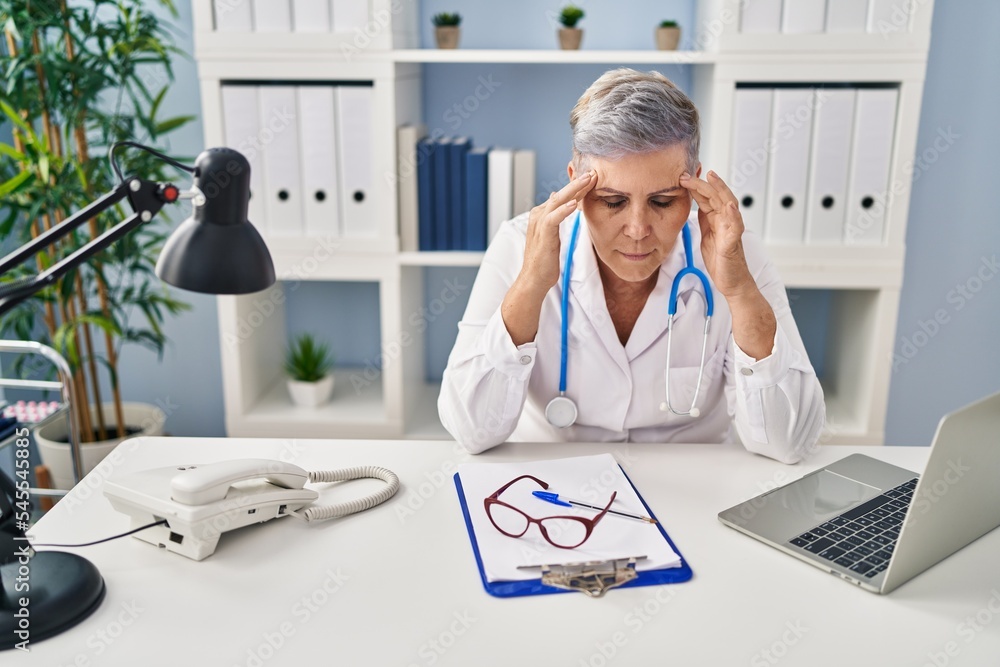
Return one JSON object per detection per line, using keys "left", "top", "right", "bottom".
{"left": 679, "top": 170, "right": 756, "bottom": 300}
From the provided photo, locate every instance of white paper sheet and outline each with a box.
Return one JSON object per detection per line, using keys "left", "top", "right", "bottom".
{"left": 456, "top": 454, "right": 682, "bottom": 582}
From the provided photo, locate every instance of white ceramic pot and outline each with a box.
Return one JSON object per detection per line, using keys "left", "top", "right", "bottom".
{"left": 287, "top": 375, "right": 335, "bottom": 408}
{"left": 35, "top": 401, "right": 167, "bottom": 491}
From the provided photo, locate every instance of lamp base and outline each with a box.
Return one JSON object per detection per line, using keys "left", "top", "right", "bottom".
{"left": 1, "top": 551, "right": 105, "bottom": 650}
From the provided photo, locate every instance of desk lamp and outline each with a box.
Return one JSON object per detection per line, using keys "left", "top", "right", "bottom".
{"left": 0, "top": 143, "right": 275, "bottom": 649}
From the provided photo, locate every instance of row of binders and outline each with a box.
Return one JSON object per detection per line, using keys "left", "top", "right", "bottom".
{"left": 741, "top": 0, "right": 909, "bottom": 34}
{"left": 213, "top": 0, "right": 368, "bottom": 33}
{"left": 396, "top": 128, "right": 536, "bottom": 252}
{"left": 220, "top": 83, "right": 374, "bottom": 239}
{"left": 730, "top": 86, "right": 898, "bottom": 246}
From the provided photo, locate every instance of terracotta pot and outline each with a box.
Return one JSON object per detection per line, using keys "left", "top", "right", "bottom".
{"left": 287, "top": 374, "right": 335, "bottom": 407}
{"left": 656, "top": 26, "right": 681, "bottom": 50}
{"left": 558, "top": 27, "right": 583, "bottom": 50}
{"left": 435, "top": 26, "right": 460, "bottom": 49}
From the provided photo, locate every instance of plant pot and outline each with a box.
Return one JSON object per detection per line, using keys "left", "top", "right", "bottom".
{"left": 435, "top": 26, "right": 460, "bottom": 49}
{"left": 656, "top": 26, "right": 681, "bottom": 50}
{"left": 35, "top": 402, "right": 167, "bottom": 491}
{"left": 558, "top": 27, "right": 583, "bottom": 50}
{"left": 287, "top": 375, "right": 335, "bottom": 408}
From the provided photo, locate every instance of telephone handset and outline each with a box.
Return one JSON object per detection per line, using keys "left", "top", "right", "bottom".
{"left": 103, "top": 459, "right": 399, "bottom": 561}
{"left": 169, "top": 459, "right": 310, "bottom": 505}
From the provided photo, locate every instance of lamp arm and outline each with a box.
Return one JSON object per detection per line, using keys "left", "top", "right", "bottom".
{"left": 0, "top": 179, "right": 132, "bottom": 276}
{"left": 0, "top": 178, "right": 174, "bottom": 316}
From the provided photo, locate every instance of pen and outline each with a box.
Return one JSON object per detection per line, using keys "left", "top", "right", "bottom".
{"left": 532, "top": 491, "right": 658, "bottom": 524}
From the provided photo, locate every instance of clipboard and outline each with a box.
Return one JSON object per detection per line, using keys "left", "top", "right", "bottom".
{"left": 453, "top": 463, "right": 693, "bottom": 598}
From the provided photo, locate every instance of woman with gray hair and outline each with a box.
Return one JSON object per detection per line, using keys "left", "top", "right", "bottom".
{"left": 438, "top": 68, "right": 825, "bottom": 463}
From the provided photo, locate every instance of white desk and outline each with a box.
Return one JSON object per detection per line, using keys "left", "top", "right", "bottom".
{"left": 11, "top": 437, "right": 1000, "bottom": 666}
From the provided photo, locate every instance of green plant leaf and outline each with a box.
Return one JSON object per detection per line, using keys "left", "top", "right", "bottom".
{"left": 0, "top": 100, "right": 36, "bottom": 141}
{"left": 0, "top": 142, "right": 26, "bottom": 161}
{"left": 38, "top": 153, "right": 50, "bottom": 183}
{"left": 153, "top": 115, "right": 194, "bottom": 135}
{"left": 0, "top": 170, "right": 34, "bottom": 198}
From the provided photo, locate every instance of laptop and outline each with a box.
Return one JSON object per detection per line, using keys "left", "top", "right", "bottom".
{"left": 718, "top": 391, "right": 1000, "bottom": 594}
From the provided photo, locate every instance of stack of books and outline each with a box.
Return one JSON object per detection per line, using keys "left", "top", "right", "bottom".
{"left": 397, "top": 126, "right": 537, "bottom": 252}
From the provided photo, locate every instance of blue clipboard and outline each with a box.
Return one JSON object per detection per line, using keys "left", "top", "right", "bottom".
{"left": 453, "top": 464, "right": 693, "bottom": 597}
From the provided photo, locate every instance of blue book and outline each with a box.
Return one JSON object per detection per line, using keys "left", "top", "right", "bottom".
{"left": 433, "top": 138, "right": 452, "bottom": 251}
{"left": 416, "top": 136, "right": 436, "bottom": 251}
{"left": 465, "top": 146, "right": 490, "bottom": 251}
{"left": 449, "top": 137, "right": 471, "bottom": 251}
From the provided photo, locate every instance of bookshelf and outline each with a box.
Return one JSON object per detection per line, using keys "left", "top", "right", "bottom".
{"left": 192, "top": 0, "right": 934, "bottom": 446}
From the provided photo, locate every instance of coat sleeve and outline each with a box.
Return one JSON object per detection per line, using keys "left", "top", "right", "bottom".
{"left": 724, "top": 235, "right": 827, "bottom": 464}
{"left": 437, "top": 218, "right": 537, "bottom": 453}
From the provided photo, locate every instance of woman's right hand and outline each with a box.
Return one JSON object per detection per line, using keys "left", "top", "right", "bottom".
{"left": 517, "top": 170, "right": 595, "bottom": 295}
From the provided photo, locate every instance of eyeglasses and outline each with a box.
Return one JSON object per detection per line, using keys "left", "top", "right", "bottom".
{"left": 483, "top": 474, "right": 617, "bottom": 549}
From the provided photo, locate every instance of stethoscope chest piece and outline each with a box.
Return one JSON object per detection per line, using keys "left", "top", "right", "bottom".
{"left": 545, "top": 395, "right": 578, "bottom": 429}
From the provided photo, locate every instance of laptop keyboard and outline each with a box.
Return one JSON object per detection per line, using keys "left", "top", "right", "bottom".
{"left": 787, "top": 478, "right": 918, "bottom": 579}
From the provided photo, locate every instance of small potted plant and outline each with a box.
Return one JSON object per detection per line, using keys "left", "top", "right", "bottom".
{"left": 432, "top": 12, "right": 461, "bottom": 49}
{"left": 657, "top": 20, "right": 682, "bottom": 50}
{"left": 558, "top": 5, "right": 585, "bottom": 50}
{"left": 285, "top": 333, "right": 335, "bottom": 407}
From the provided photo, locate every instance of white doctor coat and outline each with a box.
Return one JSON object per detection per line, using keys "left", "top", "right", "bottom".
{"left": 438, "top": 212, "right": 825, "bottom": 463}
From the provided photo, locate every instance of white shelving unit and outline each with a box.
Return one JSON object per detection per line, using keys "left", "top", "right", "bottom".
{"left": 192, "top": 0, "right": 934, "bottom": 446}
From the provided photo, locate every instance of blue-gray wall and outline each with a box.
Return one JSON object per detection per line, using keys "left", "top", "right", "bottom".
{"left": 93, "top": 0, "right": 997, "bottom": 445}
{"left": 883, "top": 0, "right": 1000, "bottom": 444}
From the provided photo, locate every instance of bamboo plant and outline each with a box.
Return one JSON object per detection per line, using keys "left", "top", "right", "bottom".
{"left": 0, "top": 0, "right": 192, "bottom": 442}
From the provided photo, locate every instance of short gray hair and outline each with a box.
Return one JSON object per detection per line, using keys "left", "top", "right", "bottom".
{"left": 570, "top": 68, "right": 700, "bottom": 172}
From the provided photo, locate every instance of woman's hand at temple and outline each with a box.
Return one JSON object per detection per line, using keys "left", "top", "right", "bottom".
{"left": 681, "top": 170, "right": 777, "bottom": 360}
{"left": 502, "top": 171, "right": 596, "bottom": 345}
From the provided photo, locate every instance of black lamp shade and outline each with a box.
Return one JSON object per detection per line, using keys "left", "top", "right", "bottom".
{"left": 155, "top": 148, "right": 275, "bottom": 294}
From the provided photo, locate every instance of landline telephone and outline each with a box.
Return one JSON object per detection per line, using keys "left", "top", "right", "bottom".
{"left": 103, "top": 459, "right": 399, "bottom": 561}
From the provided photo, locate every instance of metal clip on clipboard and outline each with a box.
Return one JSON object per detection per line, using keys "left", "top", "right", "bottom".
{"left": 519, "top": 556, "right": 646, "bottom": 598}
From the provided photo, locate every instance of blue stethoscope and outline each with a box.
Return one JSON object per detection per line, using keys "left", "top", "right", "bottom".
{"left": 544, "top": 211, "right": 714, "bottom": 428}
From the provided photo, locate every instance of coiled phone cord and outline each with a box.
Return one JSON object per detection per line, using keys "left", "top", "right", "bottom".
{"left": 288, "top": 466, "right": 400, "bottom": 522}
